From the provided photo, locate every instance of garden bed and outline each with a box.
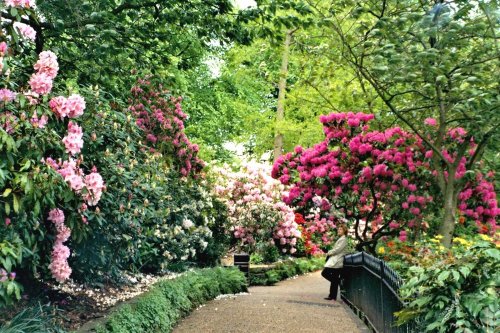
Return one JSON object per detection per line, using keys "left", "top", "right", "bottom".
{"left": 78, "top": 267, "right": 247, "bottom": 333}
{"left": 0, "top": 271, "right": 181, "bottom": 332}
{"left": 0, "top": 267, "right": 246, "bottom": 333}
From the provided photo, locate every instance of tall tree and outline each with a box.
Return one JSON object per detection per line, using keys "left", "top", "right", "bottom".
{"left": 311, "top": 0, "right": 500, "bottom": 246}
{"left": 273, "top": 29, "right": 295, "bottom": 162}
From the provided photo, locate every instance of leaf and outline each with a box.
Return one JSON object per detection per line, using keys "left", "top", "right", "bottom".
{"left": 3, "top": 257, "right": 12, "bottom": 271}
{"left": 14, "top": 284, "right": 21, "bottom": 300}
{"left": 13, "top": 194, "right": 20, "bottom": 213}
{"left": 2, "top": 188, "right": 11, "bottom": 197}
{"left": 6, "top": 283, "right": 14, "bottom": 296}
{"left": 459, "top": 266, "right": 471, "bottom": 278}
{"left": 437, "top": 271, "right": 450, "bottom": 282}
{"left": 19, "top": 159, "right": 31, "bottom": 172}
{"left": 484, "top": 249, "right": 500, "bottom": 261}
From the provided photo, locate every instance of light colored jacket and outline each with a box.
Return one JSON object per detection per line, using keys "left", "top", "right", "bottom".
{"left": 324, "top": 236, "right": 348, "bottom": 268}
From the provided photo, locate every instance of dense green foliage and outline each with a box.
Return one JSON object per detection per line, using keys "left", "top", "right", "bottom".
{"left": 27, "top": 1, "right": 249, "bottom": 93}
{"left": 248, "top": 257, "right": 324, "bottom": 286}
{"left": 395, "top": 234, "right": 499, "bottom": 332}
{"left": 95, "top": 267, "right": 247, "bottom": 333}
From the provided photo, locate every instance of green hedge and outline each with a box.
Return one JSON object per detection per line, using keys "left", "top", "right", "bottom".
{"left": 249, "top": 257, "right": 324, "bottom": 286}
{"left": 94, "top": 267, "right": 247, "bottom": 333}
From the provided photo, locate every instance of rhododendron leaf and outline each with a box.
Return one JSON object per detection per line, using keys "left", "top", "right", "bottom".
{"left": 6, "top": 282, "right": 14, "bottom": 296}
{"left": 2, "top": 257, "right": 12, "bottom": 272}
{"left": 2, "top": 188, "right": 11, "bottom": 197}
{"left": 5, "top": 202, "right": 10, "bottom": 215}
{"left": 12, "top": 194, "right": 20, "bottom": 213}
{"left": 14, "top": 284, "right": 21, "bottom": 300}
{"left": 10, "top": 7, "right": 18, "bottom": 18}
{"left": 437, "top": 270, "right": 450, "bottom": 282}
{"left": 19, "top": 160, "right": 31, "bottom": 172}
{"left": 484, "top": 249, "right": 500, "bottom": 261}
{"left": 33, "top": 201, "right": 40, "bottom": 216}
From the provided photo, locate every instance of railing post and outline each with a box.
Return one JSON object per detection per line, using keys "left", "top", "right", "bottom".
{"left": 380, "top": 261, "right": 385, "bottom": 332}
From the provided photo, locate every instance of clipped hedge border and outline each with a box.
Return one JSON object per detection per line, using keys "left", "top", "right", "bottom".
{"left": 92, "top": 267, "right": 247, "bottom": 333}
{"left": 249, "top": 257, "right": 324, "bottom": 286}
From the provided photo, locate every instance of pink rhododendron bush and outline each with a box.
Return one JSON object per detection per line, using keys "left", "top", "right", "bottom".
{"left": 213, "top": 161, "right": 301, "bottom": 258}
{"left": 0, "top": 2, "right": 103, "bottom": 307}
{"left": 128, "top": 76, "right": 204, "bottom": 177}
{"left": 272, "top": 112, "right": 498, "bottom": 253}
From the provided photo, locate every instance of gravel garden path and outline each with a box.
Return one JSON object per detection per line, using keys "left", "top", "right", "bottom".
{"left": 173, "top": 270, "right": 369, "bottom": 333}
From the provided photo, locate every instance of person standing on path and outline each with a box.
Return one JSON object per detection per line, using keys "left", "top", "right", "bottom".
{"left": 321, "top": 224, "right": 349, "bottom": 301}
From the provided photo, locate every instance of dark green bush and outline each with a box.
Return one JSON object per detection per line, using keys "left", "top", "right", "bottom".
{"left": 95, "top": 267, "right": 246, "bottom": 333}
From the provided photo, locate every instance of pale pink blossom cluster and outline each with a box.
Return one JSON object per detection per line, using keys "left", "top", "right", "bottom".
{"left": 62, "top": 121, "right": 84, "bottom": 155}
{"left": 28, "top": 72, "right": 52, "bottom": 95}
{"left": 28, "top": 50, "right": 60, "bottom": 96}
{"left": 49, "top": 94, "right": 86, "bottom": 118}
{"left": 30, "top": 113, "right": 48, "bottom": 128}
{"left": 47, "top": 209, "right": 72, "bottom": 282}
{"left": 0, "top": 88, "right": 16, "bottom": 102}
{"left": 13, "top": 22, "right": 36, "bottom": 41}
{"left": 215, "top": 161, "right": 300, "bottom": 253}
{"left": 33, "top": 51, "right": 59, "bottom": 79}
{"left": 4, "top": 0, "right": 35, "bottom": 8}
{"left": 0, "top": 42, "right": 6, "bottom": 73}
{"left": 43, "top": 158, "right": 104, "bottom": 207}
{"left": 84, "top": 169, "right": 104, "bottom": 206}
{"left": 0, "top": 42, "right": 7, "bottom": 56}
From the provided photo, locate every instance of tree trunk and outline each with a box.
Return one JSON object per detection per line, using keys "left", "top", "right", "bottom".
{"left": 273, "top": 30, "right": 293, "bottom": 163}
{"left": 438, "top": 176, "right": 458, "bottom": 247}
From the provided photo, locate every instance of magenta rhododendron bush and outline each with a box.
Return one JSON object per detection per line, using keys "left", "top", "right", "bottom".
{"left": 128, "top": 77, "right": 204, "bottom": 177}
{"left": 272, "top": 112, "right": 498, "bottom": 252}
{"left": 214, "top": 161, "right": 301, "bottom": 254}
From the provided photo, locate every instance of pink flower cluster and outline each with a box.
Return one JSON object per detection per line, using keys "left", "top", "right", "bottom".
{"left": 30, "top": 113, "right": 48, "bottom": 128}
{"left": 273, "top": 111, "right": 498, "bottom": 246}
{"left": 33, "top": 51, "right": 59, "bottom": 79}
{"left": 215, "top": 162, "right": 301, "bottom": 253}
{"left": 49, "top": 94, "right": 86, "bottom": 118}
{"left": 458, "top": 172, "right": 498, "bottom": 233}
{"left": 4, "top": 0, "right": 35, "bottom": 8}
{"left": 0, "top": 88, "right": 16, "bottom": 102}
{"left": 43, "top": 158, "right": 104, "bottom": 207}
{"left": 0, "top": 41, "right": 7, "bottom": 56}
{"left": 47, "top": 209, "right": 72, "bottom": 282}
{"left": 300, "top": 213, "right": 338, "bottom": 255}
{"left": 62, "top": 121, "right": 84, "bottom": 155}
{"left": 28, "top": 73, "right": 52, "bottom": 95}
{"left": 129, "top": 77, "right": 204, "bottom": 177}
{"left": 0, "top": 269, "right": 16, "bottom": 282}
{"left": 424, "top": 118, "right": 437, "bottom": 126}
{"left": 84, "top": 169, "right": 105, "bottom": 206}
{"left": 28, "top": 51, "right": 59, "bottom": 96}
{"left": 13, "top": 22, "right": 36, "bottom": 41}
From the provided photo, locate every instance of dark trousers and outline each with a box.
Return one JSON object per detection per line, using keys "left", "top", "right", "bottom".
{"left": 321, "top": 267, "right": 342, "bottom": 299}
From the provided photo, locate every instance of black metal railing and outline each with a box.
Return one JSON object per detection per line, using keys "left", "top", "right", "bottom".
{"left": 341, "top": 252, "right": 415, "bottom": 333}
